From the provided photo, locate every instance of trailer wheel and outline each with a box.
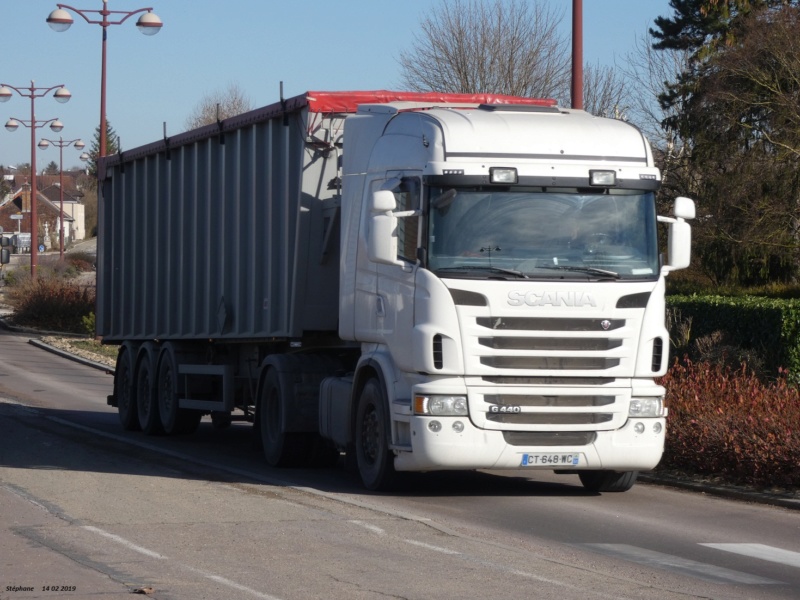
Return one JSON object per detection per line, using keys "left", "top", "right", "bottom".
{"left": 157, "top": 353, "right": 201, "bottom": 435}
{"left": 136, "top": 353, "right": 162, "bottom": 435}
{"left": 355, "top": 378, "right": 396, "bottom": 490}
{"left": 115, "top": 349, "right": 139, "bottom": 431}
{"left": 259, "top": 368, "right": 307, "bottom": 467}
{"left": 578, "top": 470, "right": 638, "bottom": 493}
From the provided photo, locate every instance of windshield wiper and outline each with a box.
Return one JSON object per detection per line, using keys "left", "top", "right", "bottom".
{"left": 539, "top": 265, "right": 620, "bottom": 279}
{"left": 436, "top": 266, "right": 529, "bottom": 279}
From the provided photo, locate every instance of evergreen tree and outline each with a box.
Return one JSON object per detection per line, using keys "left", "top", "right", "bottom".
{"left": 652, "top": 1, "right": 800, "bottom": 285}
{"left": 86, "top": 120, "right": 120, "bottom": 179}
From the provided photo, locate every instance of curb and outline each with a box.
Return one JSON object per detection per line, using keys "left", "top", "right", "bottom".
{"left": 639, "top": 473, "right": 800, "bottom": 511}
{"left": 28, "top": 338, "right": 115, "bottom": 375}
{"left": 1, "top": 315, "right": 114, "bottom": 375}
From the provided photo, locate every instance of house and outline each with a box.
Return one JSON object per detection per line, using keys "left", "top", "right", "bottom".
{"left": 0, "top": 173, "right": 87, "bottom": 252}
{"left": 0, "top": 183, "right": 74, "bottom": 251}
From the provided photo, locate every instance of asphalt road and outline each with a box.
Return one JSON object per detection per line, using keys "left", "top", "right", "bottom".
{"left": 1, "top": 326, "right": 800, "bottom": 600}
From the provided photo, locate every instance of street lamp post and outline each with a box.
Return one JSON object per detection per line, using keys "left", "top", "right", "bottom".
{"left": 0, "top": 81, "right": 71, "bottom": 279}
{"left": 47, "top": 0, "right": 162, "bottom": 158}
{"left": 38, "top": 136, "right": 86, "bottom": 259}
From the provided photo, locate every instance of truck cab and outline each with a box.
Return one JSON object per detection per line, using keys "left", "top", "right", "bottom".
{"left": 330, "top": 101, "right": 694, "bottom": 491}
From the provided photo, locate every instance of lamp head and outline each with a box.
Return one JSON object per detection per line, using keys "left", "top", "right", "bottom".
{"left": 54, "top": 86, "right": 71, "bottom": 104}
{"left": 5, "top": 119, "right": 19, "bottom": 132}
{"left": 50, "top": 120, "right": 64, "bottom": 133}
{"left": 47, "top": 8, "right": 73, "bottom": 32}
{"left": 136, "top": 11, "right": 163, "bottom": 35}
{"left": 0, "top": 86, "right": 12, "bottom": 102}
{"left": 38, "top": 139, "right": 50, "bottom": 150}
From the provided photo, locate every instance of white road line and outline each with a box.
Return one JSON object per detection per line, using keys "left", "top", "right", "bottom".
{"left": 701, "top": 543, "right": 800, "bottom": 569}
{"left": 581, "top": 544, "right": 781, "bottom": 585}
{"left": 197, "top": 572, "right": 284, "bottom": 600}
{"left": 404, "top": 539, "right": 461, "bottom": 555}
{"left": 82, "top": 526, "right": 284, "bottom": 599}
{"left": 349, "top": 520, "right": 386, "bottom": 535}
{"left": 81, "top": 525, "right": 167, "bottom": 560}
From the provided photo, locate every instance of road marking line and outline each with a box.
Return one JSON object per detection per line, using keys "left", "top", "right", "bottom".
{"left": 349, "top": 520, "right": 386, "bottom": 535}
{"left": 700, "top": 543, "right": 800, "bottom": 569}
{"left": 198, "top": 572, "right": 283, "bottom": 600}
{"left": 81, "top": 527, "right": 284, "bottom": 599}
{"left": 82, "top": 525, "right": 167, "bottom": 560}
{"left": 581, "top": 543, "right": 780, "bottom": 585}
{"left": 404, "top": 539, "right": 461, "bottom": 555}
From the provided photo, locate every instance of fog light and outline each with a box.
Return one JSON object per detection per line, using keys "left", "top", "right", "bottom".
{"left": 653, "top": 422, "right": 663, "bottom": 434}
{"left": 634, "top": 422, "right": 645, "bottom": 434}
{"left": 452, "top": 421, "right": 464, "bottom": 433}
{"left": 428, "top": 420, "right": 442, "bottom": 433}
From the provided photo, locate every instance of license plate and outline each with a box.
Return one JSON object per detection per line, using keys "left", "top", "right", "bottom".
{"left": 520, "top": 453, "right": 582, "bottom": 467}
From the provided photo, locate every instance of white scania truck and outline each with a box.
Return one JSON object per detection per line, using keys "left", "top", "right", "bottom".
{"left": 98, "top": 90, "right": 694, "bottom": 492}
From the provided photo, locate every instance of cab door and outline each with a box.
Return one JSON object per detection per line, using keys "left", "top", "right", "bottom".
{"left": 375, "top": 175, "right": 421, "bottom": 373}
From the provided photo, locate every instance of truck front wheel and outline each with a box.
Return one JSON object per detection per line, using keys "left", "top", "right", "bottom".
{"left": 355, "top": 378, "right": 396, "bottom": 491}
{"left": 579, "top": 470, "right": 638, "bottom": 493}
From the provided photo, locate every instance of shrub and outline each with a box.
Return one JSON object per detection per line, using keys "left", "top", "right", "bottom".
{"left": 660, "top": 358, "right": 800, "bottom": 490}
{"left": 667, "top": 295, "right": 800, "bottom": 382}
{"left": 6, "top": 277, "right": 96, "bottom": 334}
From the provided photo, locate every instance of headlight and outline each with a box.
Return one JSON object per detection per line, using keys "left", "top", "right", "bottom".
{"left": 629, "top": 397, "right": 664, "bottom": 418}
{"left": 414, "top": 395, "right": 469, "bottom": 416}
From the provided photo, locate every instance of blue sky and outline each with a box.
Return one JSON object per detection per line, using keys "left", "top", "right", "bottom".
{"left": 1, "top": 0, "right": 674, "bottom": 169}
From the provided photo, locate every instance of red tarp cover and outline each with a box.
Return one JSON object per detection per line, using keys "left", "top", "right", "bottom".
{"left": 300, "top": 90, "right": 557, "bottom": 113}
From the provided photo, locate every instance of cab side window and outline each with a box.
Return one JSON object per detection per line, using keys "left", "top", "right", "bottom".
{"left": 393, "top": 178, "right": 421, "bottom": 263}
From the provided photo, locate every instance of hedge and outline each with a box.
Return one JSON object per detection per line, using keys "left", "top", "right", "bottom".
{"left": 667, "top": 295, "right": 800, "bottom": 382}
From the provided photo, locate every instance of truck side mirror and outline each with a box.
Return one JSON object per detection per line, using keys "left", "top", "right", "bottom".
{"left": 368, "top": 190, "right": 401, "bottom": 265}
{"left": 658, "top": 196, "right": 695, "bottom": 272}
{"left": 0, "top": 247, "right": 9, "bottom": 265}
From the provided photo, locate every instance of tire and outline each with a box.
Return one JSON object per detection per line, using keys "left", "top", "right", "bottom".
{"left": 157, "top": 352, "right": 201, "bottom": 435}
{"left": 136, "top": 352, "right": 162, "bottom": 435}
{"left": 355, "top": 378, "right": 396, "bottom": 491}
{"left": 115, "top": 349, "right": 140, "bottom": 431}
{"left": 579, "top": 470, "right": 638, "bottom": 493}
{"left": 258, "top": 368, "right": 308, "bottom": 467}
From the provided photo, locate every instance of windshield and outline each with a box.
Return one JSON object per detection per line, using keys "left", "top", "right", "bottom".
{"left": 427, "top": 187, "right": 659, "bottom": 280}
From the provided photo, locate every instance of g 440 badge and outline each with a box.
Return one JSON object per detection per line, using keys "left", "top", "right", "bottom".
{"left": 489, "top": 405, "right": 521, "bottom": 413}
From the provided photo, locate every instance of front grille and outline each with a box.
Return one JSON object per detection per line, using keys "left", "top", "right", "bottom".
{"left": 480, "top": 356, "right": 620, "bottom": 370}
{"left": 503, "top": 431, "right": 598, "bottom": 446}
{"left": 485, "top": 394, "right": 615, "bottom": 407}
{"left": 472, "top": 314, "right": 627, "bottom": 375}
{"left": 482, "top": 376, "right": 615, "bottom": 385}
{"left": 479, "top": 337, "right": 622, "bottom": 351}
{"left": 487, "top": 412, "right": 614, "bottom": 425}
{"left": 477, "top": 317, "right": 624, "bottom": 332}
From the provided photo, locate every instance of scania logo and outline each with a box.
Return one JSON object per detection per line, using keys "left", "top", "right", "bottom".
{"left": 507, "top": 290, "right": 598, "bottom": 307}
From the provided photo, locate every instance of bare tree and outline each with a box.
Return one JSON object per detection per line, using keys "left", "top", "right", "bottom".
{"left": 582, "top": 62, "right": 630, "bottom": 118}
{"left": 184, "top": 83, "right": 253, "bottom": 131}
{"left": 399, "top": 0, "right": 571, "bottom": 102}
{"left": 621, "top": 31, "right": 691, "bottom": 151}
